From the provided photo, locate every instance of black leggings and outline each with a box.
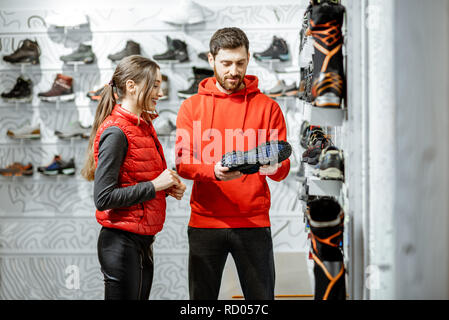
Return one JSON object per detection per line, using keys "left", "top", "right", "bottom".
{"left": 97, "top": 226, "right": 155, "bottom": 300}
{"left": 188, "top": 227, "right": 275, "bottom": 300}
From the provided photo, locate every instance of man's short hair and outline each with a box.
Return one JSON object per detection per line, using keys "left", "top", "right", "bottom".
{"left": 209, "top": 27, "right": 249, "bottom": 58}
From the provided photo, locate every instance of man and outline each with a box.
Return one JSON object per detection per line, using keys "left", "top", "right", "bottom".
{"left": 175, "top": 27, "right": 290, "bottom": 300}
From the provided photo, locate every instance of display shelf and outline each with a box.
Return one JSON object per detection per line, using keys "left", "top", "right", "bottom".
{"left": 307, "top": 176, "right": 343, "bottom": 197}
{"left": 299, "top": 99, "right": 345, "bottom": 127}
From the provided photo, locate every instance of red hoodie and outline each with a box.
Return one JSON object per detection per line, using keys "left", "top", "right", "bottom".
{"left": 175, "top": 75, "right": 290, "bottom": 228}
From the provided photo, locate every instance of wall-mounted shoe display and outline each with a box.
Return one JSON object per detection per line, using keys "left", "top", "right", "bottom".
{"left": 0, "top": 162, "right": 34, "bottom": 177}
{"left": 254, "top": 36, "right": 290, "bottom": 62}
{"left": 38, "top": 155, "right": 76, "bottom": 176}
{"left": 153, "top": 36, "right": 189, "bottom": 63}
{"left": 38, "top": 74, "right": 75, "bottom": 102}
{"left": 107, "top": 40, "right": 141, "bottom": 63}
{"left": 6, "top": 123, "right": 41, "bottom": 139}
{"left": 2, "top": 39, "right": 40, "bottom": 65}
{"left": 60, "top": 43, "right": 96, "bottom": 64}
{"left": 177, "top": 67, "right": 213, "bottom": 99}
{"left": 302, "top": 127, "right": 331, "bottom": 165}
{"left": 1, "top": 76, "right": 33, "bottom": 103}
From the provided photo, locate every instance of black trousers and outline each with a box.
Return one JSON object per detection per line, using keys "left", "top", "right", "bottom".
{"left": 97, "top": 226, "right": 155, "bottom": 300}
{"left": 188, "top": 226, "right": 275, "bottom": 300}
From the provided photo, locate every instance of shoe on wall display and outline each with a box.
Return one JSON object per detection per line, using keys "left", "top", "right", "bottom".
{"left": 158, "top": 0, "right": 206, "bottom": 25}
{"left": 306, "top": 196, "right": 346, "bottom": 300}
{"left": 1, "top": 77, "right": 33, "bottom": 103}
{"left": 254, "top": 36, "right": 290, "bottom": 62}
{"left": 177, "top": 67, "right": 213, "bottom": 99}
{"left": 86, "top": 86, "right": 119, "bottom": 101}
{"left": 6, "top": 123, "right": 41, "bottom": 139}
{"left": 309, "top": 1, "right": 346, "bottom": 108}
{"left": 107, "top": 40, "right": 141, "bottom": 63}
{"left": 153, "top": 36, "right": 189, "bottom": 63}
{"left": 0, "top": 162, "right": 34, "bottom": 177}
{"left": 160, "top": 74, "right": 169, "bottom": 100}
{"left": 3, "top": 39, "right": 40, "bottom": 65}
{"left": 60, "top": 43, "right": 96, "bottom": 64}
{"left": 38, "top": 155, "right": 76, "bottom": 176}
{"left": 55, "top": 122, "right": 91, "bottom": 139}
{"left": 317, "top": 146, "right": 344, "bottom": 181}
{"left": 38, "top": 74, "right": 75, "bottom": 102}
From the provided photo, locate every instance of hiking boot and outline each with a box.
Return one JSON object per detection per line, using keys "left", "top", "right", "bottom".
{"left": 55, "top": 122, "right": 91, "bottom": 139}
{"left": 38, "top": 74, "right": 75, "bottom": 102}
{"left": 38, "top": 155, "right": 76, "bottom": 176}
{"left": 317, "top": 146, "right": 344, "bottom": 180}
{"left": 153, "top": 36, "right": 189, "bottom": 63}
{"left": 6, "top": 123, "right": 40, "bottom": 139}
{"left": 302, "top": 128, "right": 330, "bottom": 165}
{"left": 3, "top": 39, "right": 40, "bottom": 64}
{"left": 253, "top": 36, "right": 290, "bottom": 62}
{"left": 0, "top": 162, "right": 34, "bottom": 177}
{"left": 60, "top": 43, "right": 96, "bottom": 64}
{"left": 309, "top": 1, "right": 345, "bottom": 108}
{"left": 107, "top": 40, "right": 141, "bottom": 62}
{"left": 177, "top": 67, "right": 213, "bottom": 98}
{"left": 306, "top": 196, "right": 345, "bottom": 300}
{"left": 221, "top": 140, "right": 292, "bottom": 175}
{"left": 1, "top": 76, "right": 33, "bottom": 103}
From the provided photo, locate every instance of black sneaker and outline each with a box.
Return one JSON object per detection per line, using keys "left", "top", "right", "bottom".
{"left": 3, "top": 39, "right": 40, "bottom": 64}
{"left": 309, "top": 1, "right": 346, "bottom": 108}
{"left": 1, "top": 77, "right": 33, "bottom": 102}
{"left": 306, "top": 196, "right": 345, "bottom": 300}
{"left": 254, "top": 36, "right": 290, "bottom": 62}
{"left": 221, "top": 140, "right": 292, "bottom": 175}
{"left": 108, "top": 40, "right": 141, "bottom": 62}
{"left": 317, "top": 146, "right": 344, "bottom": 180}
{"left": 153, "top": 36, "right": 189, "bottom": 63}
{"left": 177, "top": 67, "right": 213, "bottom": 99}
{"left": 38, "top": 155, "right": 76, "bottom": 176}
{"left": 60, "top": 43, "right": 96, "bottom": 64}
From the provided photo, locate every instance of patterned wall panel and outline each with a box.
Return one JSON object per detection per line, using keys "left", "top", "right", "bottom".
{"left": 0, "top": 3, "right": 307, "bottom": 300}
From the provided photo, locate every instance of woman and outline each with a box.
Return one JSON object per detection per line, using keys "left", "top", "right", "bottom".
{"left": 82, "top": 55, "right": 186, "bottom": 300}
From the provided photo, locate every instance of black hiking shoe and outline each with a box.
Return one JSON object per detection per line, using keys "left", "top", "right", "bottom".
{"left": 1, "top": 76, "right": 33, "bottom": 102}
{"left": 153, "top": 36, "right": 189, "bottom": 63}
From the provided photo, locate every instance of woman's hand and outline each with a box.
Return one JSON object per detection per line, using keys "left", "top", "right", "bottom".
{"left": 151, "top": 169, "right": 181, "bottom": 192}
{"left": 165, "top": 182, "right": 187, "bottom": 200}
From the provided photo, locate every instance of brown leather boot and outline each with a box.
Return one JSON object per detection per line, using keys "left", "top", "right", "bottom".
{"left": 3, "top": 39, "right": 40, "bottom": 64}
{"left": 38, "top": 74, "right": 75, "bottom": 102}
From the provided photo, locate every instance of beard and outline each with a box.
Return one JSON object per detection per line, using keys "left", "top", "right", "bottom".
{"left": 214, "top": 66, "right": 245, "bottom": 93}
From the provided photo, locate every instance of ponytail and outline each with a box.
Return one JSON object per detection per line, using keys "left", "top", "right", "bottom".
{"left": 81, "top": 83, "right": 117, "bottom": 181}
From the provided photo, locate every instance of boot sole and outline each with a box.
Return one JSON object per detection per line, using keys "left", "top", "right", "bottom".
{"left": 41, "top": 168, "right": 75, "bottom": 176}
{"left": 39, "top": 93, "right": 75, "bottom": 102}
{"left": 318, "top": 167, "right": 344, "bottom": 180}
{"left": 222, "top": 140, "right": 292, "bottom": 174}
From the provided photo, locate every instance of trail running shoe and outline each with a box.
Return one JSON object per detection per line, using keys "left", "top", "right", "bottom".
{"left": 221, "top": 140, "right": 292, "bottom": 175}
{"left": 0, "top": 162, "right": 34, "bottom": 176}
{"left": 317, "top": 146, "right": 344, "bottom": 180}
{"left": 38, "top": 155, "right": 75, "bottom": 176}
{"left": 6, "top": 123, "right": 41, "bottom": 139}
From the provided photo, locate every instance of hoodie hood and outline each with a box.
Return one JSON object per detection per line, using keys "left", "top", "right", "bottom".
{"left": 197, "top": 75, "right": 261, "bottom": 135}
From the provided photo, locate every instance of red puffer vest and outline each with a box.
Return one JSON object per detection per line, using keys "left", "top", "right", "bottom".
{"left": 94, "top": 105, "right": 167, "bottom": 235}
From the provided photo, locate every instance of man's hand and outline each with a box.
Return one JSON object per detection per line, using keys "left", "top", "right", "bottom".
{"left": 214, "top": 162, "right": 243, "bottom": 181}
{"left": 259, "top": 162, "right": 282, "bottom": 176}
{"left": 166, "top": 182, "right": 187, "bottom": 200}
